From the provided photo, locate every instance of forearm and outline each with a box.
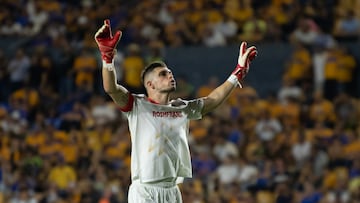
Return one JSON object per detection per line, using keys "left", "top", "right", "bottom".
{"left": 201, "top": 42, "right": 257, "bottom": 115}
{"left": 95, "top": 19, "right": 128, "bottom": 107}
{"left": 202, "top": 80, "right": 236, "bottom": 114}
{"left": 102, "top": 63, "right": 120, "bottom": 93}
{"left": 102, "top": 63, "right": 129, "bottom": 106}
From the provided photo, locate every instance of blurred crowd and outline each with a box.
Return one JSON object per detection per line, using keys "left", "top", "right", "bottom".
{"left": 0, "top": 0, "right": 360, "bottom": 47}
{"left": 0, "top": 0, "right": 360, "bottom": 203}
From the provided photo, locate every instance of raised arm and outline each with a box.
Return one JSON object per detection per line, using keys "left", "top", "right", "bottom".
{"left": 95, "top": 19, "right": 130, "bottom": 108}
{"left": 202, "top": 42, "right": 257, "bottom": 115}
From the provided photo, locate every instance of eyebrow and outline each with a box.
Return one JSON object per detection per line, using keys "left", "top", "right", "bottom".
{"left": 158, "top": 69, "right": 171, "bottom": 75}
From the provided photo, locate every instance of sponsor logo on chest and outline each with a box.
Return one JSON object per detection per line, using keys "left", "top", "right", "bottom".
{"left": 152, "top": 111, "right": 183, "bottom": 118}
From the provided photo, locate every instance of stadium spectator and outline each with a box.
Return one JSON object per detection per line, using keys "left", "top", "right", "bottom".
{"left": 47, "top": 156, "right": 77, "bottom": 195}
{"left": 255, "top": 108, "right": 282, "bottom": 142}
{"left": 308, "top": 90, "right": 336, "bottom": 127}
{"left": 289, "top": 17, "right": 320, "bottom": 47}
{"left": 0, "top": 1, "right": 359, "bottom": 202}
{"left": 239, "top": 12, "right": 267, "bottom": 43}
{"left": 7, "top": 48, "right": 31, "bottom": 92}
{"left": 333, "top": 10, "right": 360, "bottom": 42}
{"left": 277, "top": 76, "right": 304, "bottom": 105}
{"left": 283, "top": 43, "right": 312, "bottom": 86}
{"left": 121, "top": 43, "right": 145, "bottom": 94}
{"left": 71, "top": 48, "right": 98, "bottom": 91}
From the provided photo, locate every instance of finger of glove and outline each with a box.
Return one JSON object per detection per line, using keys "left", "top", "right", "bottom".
{"left": 240, "top": 42, "right": 247, "bottom": 55}
{"left": 245, "top": 46, "right": 257, "bottom": 59}
{"left": 247, "top": 46, "right": 257, "bottom": 60}
{"left": 249, "top": 50, "right": 257, "bottom": 61}
{"left": 95, "top": 24, "right": 111, "bottom": 41}
{"left": 104, "top": 19, "right": 110, "bottom": 26}
{"left": 112, "top": 30, "right": 122, "bottom": 46}
{"left": 94, "top": 25, "right": 105, "bottom": 39}
{"left": 95, "top": 19, "right": 112, "bottom": 40}
{"left": 238, "top": 42, "right": 248, "bottom": 65}
{"left": 240, "top": 46, "right": 256, "bottom": 66}
{"left": 104, "top": 19, "right": 113, "bottom": 38}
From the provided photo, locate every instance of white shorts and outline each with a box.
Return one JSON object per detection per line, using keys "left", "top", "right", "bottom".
{"left": 128, "top": 180, "right": 182, "bottom": 203}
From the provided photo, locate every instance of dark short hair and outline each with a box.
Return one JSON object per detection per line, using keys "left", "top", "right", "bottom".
{"left": 141, "top": 61, "right": 167, "bottom": 85}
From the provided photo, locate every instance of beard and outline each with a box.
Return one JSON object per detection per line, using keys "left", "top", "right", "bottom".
{"left": 160, "top": 85, "right": 176, "bottom": 93}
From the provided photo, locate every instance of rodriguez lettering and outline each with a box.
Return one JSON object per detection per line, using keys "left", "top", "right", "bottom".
{"left": 152, "top": 111, "right": 183, "bottom": 118}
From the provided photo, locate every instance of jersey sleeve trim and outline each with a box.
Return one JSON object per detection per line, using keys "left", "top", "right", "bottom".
{"left": 119, "top": 93, "right": 134, "bottom": 112}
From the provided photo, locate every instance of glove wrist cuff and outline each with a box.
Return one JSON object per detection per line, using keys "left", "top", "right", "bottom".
{"left": 97, "top": 44, "right": 116, "bottom": 63}
{"left": 102, "top": 60, "right": 115, "bottom": 71}
{"left": 227, "top": 74, "right": 242, "bottom": 88}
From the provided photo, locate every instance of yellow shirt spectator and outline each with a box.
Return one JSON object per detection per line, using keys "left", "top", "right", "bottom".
{"left": 280, "top": 99, "right": 301, "bottom": 128}
{"left": 185, "top": 10, "right": 203, "bottom": 29}
{"left": 11, "top": 87, "right": 40, "bottom": 109}
{"left": 25, "top": 131, "right": 46, "bottom": 147}
{"left": 323, "top": 167, "right": 349, "bottom": 190}
{"left": 337, "top": 49, "right": 356, "bottom": 83}
{"left": 170, "top": 0, "right": 189, "bottom": 13}
{"left": 269, "top": 0, "right": 297, "bottom": 25}
{"left": 224, "top": 0, "right": 253, "bottom": 24}
{"left": 48, "top": 163, "right": 77, "bottom": 190}
{"left": 39, "top": 141, "right": 61, "bottom": 157}
{"left": 290, "top": 128, "right": 314, "bottom": 144}
{"left": 38, "top": 0, "right": 61, "bottom": 12}
{"left": 206, "top": 9, "right": 223, "bottom": 24}
{"left": 60, "top": 142, "right": 78, "bottom": 164}
{"left": 311, "top": 122, "right": 334, "bottom": 139}
{"left": 72, "top": 49, "right": 97, "bottom": 88}
{"left": 322, "top": 170, "right": 337, "bottom": 190}
{"left": 122, "top": 44, "right": 145, "bottom": 89}
{"left": 343, "top": 139, "right": 360, "bottom": 156}
{"left": 105, "top": 140, "right": 129, "bottom": 160}
{"left": 0, "top": 144, "right": 10, "bottom": 161}
{"left": 240, "top": 17, "right": 267, "bottom": 42}
{"left": 309, "top": 91, "right": 336, "bottom": 124}
{"left": 256, "top": 190, "right": 274, "bottom": 203}
{"left": 324, "top": 50, "right": 340, "bottom": 80}
{"left": 87, "top": 130, "right": 102, "bottom": 152}
{"left": 285, "top": 45, "right": 311, "bottom": 81}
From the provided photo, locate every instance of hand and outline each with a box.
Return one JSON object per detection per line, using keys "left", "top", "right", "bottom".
{"left": 95, "top": 19, "right": 122, "bottom": 63}
{"left": 232, "top": 42, "right": 257, "bottom": 81}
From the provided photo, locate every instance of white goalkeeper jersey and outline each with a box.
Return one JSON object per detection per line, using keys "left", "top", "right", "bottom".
{"left": 121, "top": 94, "right": 204, "bottom": 184}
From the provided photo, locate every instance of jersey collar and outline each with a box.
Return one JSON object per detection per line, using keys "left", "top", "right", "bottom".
{"left": 147, "top": 97, "right": 160, "bottom": 104}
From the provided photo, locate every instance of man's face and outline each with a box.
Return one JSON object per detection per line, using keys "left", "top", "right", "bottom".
{"left": 150, "top": 67, "right": 176, "bottom": 93}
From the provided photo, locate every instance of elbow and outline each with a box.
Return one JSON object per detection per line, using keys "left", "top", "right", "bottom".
{"left": 202, "top": 97, "right": 219, "bottom": 115}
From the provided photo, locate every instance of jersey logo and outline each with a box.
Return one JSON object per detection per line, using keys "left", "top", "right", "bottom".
{"left": 152, "top": 111, "right": 183, "bottom": 118}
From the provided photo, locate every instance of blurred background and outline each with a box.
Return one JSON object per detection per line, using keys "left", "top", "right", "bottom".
{"left": 0, "top": 0, "right": 359, "bottom": 203}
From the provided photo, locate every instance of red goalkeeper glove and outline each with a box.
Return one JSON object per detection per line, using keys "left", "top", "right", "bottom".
{"left": 228, "top": 42, "right": 257, "bottom": 87}
{"left": 94, "top": 19, "right": 122, "bottom": 64}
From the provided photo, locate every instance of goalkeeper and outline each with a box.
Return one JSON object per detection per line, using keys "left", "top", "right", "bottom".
{"left": 95, "top": 19, "right": 257, "bottom": 203}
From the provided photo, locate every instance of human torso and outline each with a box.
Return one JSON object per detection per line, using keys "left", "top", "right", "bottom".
{"left": 123, "top": 94, "right": 203, "bottom": 183}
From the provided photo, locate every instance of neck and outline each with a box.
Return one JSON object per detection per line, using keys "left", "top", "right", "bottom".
{"left": 148, "top": 92, "right": 171, "bottom": 105}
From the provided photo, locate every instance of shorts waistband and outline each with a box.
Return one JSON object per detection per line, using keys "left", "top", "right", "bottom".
{"left": 132, "top": 179, "right": 176, "bottom": 188}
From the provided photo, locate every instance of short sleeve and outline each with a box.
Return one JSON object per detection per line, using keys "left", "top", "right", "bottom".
{"left": 183, "top": 98, "right": 204, "bottom": 120}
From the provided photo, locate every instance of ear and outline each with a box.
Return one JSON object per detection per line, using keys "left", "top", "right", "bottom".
{"left": 146, "top": 80, "right": 155, "bottom": 89}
